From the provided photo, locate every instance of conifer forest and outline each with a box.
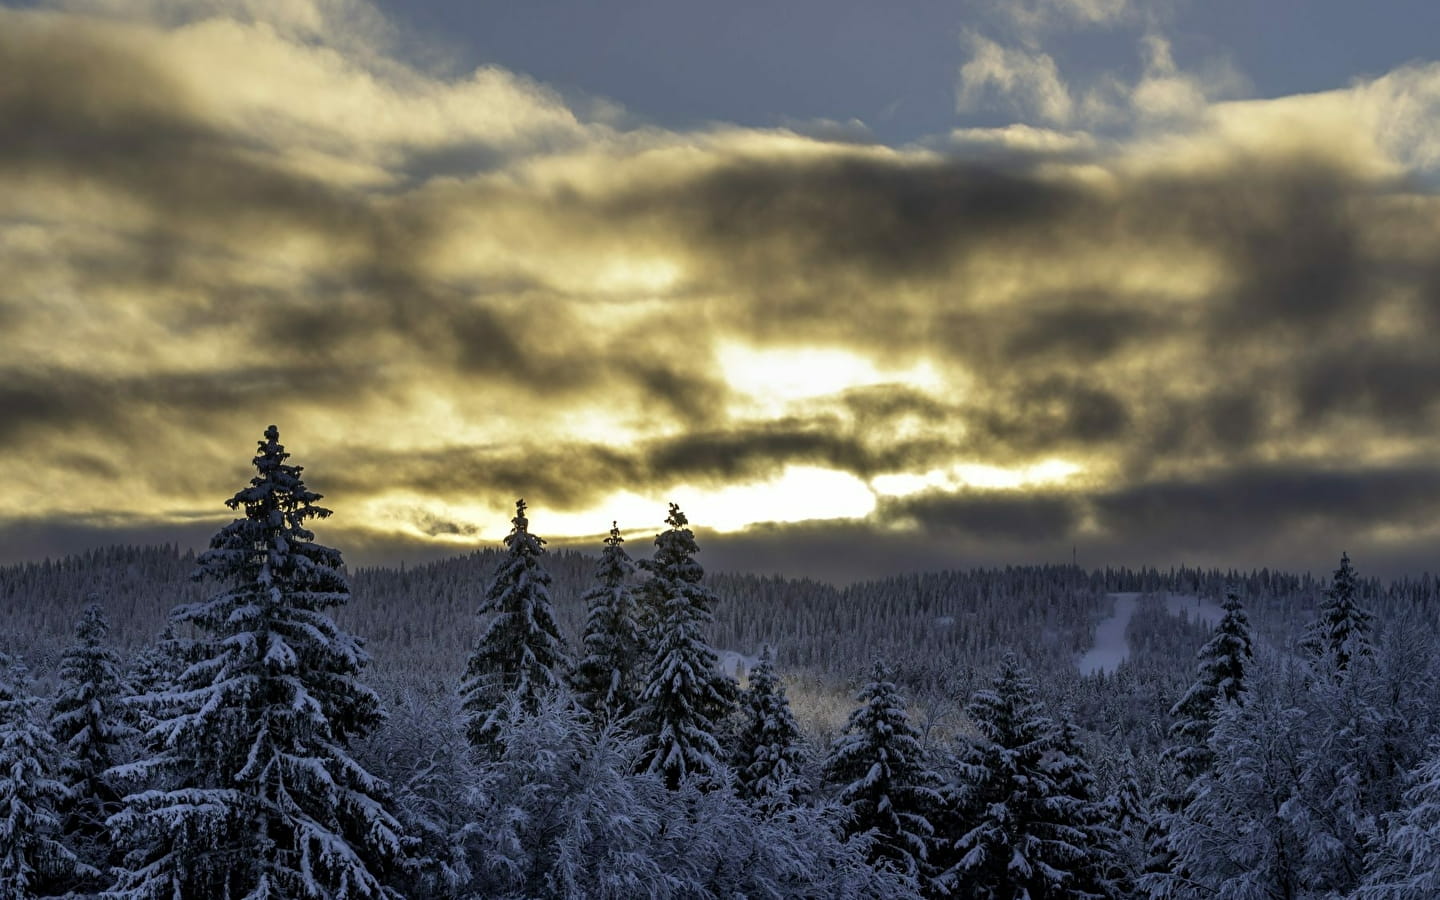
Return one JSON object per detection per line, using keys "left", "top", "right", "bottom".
{"left": 4, "top": 427, "right": 1440, "bottom": 899}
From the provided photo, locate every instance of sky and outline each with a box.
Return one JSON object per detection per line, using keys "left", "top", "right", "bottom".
{"left": 3, "top": 0, "right": 1440, "bottom": 581}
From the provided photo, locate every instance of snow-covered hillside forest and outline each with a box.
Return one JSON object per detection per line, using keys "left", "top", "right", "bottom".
{"left": 4, "top": 428, "right": 1440, "bottom": 898}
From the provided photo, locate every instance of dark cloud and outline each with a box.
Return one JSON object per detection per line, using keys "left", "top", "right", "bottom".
{"left": 318, "top": 421, "right": 931, "bottom": 512}
{"left": 879, "top": 489, "right": 1083, "bottom": 542}
{"left": 1292, "top": 343, "right": 1440, "bottom": 426}
{"left": 0, "top": 514, "right": 224, "bottom": 567}
{"left": 0, "top": 18, "right": 374, "bottom": 244}
{"left": 972, "top": 376, "right": 1131, "bottom": 452}
{"left": 1093, "top": 463, "right": 1440, "bottom": 550}
{"left": 1001, "top": 299, "right": 1162, "bottom": 364}
{"left": 0, "top": 365, "right": 373, "bottom": 450}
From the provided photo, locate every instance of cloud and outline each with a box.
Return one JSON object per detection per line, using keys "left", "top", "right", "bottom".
{"left": 990, "top": 0, "right": 1143, "bottom": 34}
{"left": 2, "top": 0, "right": 1440, "bottom": 579}
{"left": 957, "top": 33, "right": 1076, "bottom": 125}
{"left": 1091, "top": 463, "right": 1440, "bottom": 560}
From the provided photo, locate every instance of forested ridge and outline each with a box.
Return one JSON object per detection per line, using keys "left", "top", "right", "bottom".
{"left": 3, "top": 428, "right": 1440, "bottom": 898}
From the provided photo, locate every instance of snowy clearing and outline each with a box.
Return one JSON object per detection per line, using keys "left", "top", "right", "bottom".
{"left": 1078, "top": 592, "right": 1224, "bottom": 676}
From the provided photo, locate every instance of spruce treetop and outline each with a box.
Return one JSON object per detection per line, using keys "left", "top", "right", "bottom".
{"left": 824, "top": 660, "right": 940, "bottom": 883}
{"left": 634, "top": 503, "right": 736, "bottom": 789}
{"left": 505, "top": 498, "right": 543, "bottom": 555}
{"left": 1166, "top": 589, "right": 1253, "bottom": 781}
{"left": 938, "top": 653, "right": 1103, "bottom": 900}
{"left": 51, "top": 598, "right": 134, "bottom": 879}
{"left": 1302, "top": 552, "right": 1373, "bottom": 674}
{"left": 574, "top": 522, "right": 643, "bottom": 722}
{"left": 463, "top": 498, "right": 570, "bottom": 752}
{"left": 734, "top": 645, "right": 807, "bottom": 809}
{"left": 642, "top": 502, "right": 704, "bottom": 586}
{"left": 195, "top": 424, "right": 347, "bottom": 609}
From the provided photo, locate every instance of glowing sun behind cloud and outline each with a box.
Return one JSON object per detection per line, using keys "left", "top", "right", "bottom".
{"left": 718, "top": 342, "right": 946, "bottom": 415}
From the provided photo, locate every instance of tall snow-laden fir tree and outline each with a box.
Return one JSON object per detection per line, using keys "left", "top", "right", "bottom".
{"left": 1152, "top": 656, "right": 1311, "bottom": 900}
{"left": 572, "top": 523, "right": 643, "bottom": 723}
{"left": 124, "top": 625, "right": 197, "bottom": 758}
{"left": 1050, "top": 718, "right": 1123, "bottom": 899}
{"left": 935, "top": 653, "right": 1097, "bottom": 900}
{"left": 460, "top": 498, "right": 570, "bottom": 754}
{"left": 50, "top": 600, "right": 134, "bottom": 881}
{"left": 0, "top": 653, "right": 79, "bottom": 899}
{"left": 733, "top": 645, "right": 807, "bottom": 810}
{"left": 634, "top": 503, "right": 737, "bottom": 789}
{"left": 823, "top": 661, "right": 940, "bottom": 887}
{"left": 108, "top": 425, "right": 409, "bottom": 899}
{"left": 1167, "top": 588, "right": 1254, "bottom": 780}
{"left": 1301, "top": 552, "right": 1372, "bottom": 673}
{"left": 1356, "top": 749, "right": 1440, "bottom": 899}
{"left": 127, "top": 624, "right": 190, "bottom": 701}
{"left": 1146, "top": 589, "right": 1255, "bottom": 893}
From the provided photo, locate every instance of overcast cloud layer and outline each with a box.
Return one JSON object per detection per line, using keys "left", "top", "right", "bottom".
{"left": 3, "top": 0, "right": 1440, "bottom": 579}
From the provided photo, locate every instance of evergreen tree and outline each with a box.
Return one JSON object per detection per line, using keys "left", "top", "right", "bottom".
{"left": 108, "top": 425, "right": 409, "bottom": 899}
{"left": 126, "top": 624, "right": 189, "bottom": 701}
{"left": 1356, "top": 749, "right": 1440, "bottom": 899}
{"left": 1166, "top": 588, "right": 1254, "bottom": 780}
{"left": 50, "top": 601, "right": 134, "bottom": 882}
{"left": 1104, "top": 754, "right": 1160, "bottom": 896}
{"left": 733, "top": 645, "right": 807, "bottom": 810}
{"left": 1145, "top": 589, "right": 1255, "bottom": 893}
{"left": 572, "top": 523, "right": 643, "bottom": 723}
{"left": 823, "top": 661, "right": 940, "bottom": 887}
{"left": 634, "top": 503, "right": 737, "bottom": 789}
{"left": 1301, "top": 552, "right": 1372, "bottom": 673}
{"left": 1049, "top": 719, "right": 1122, "bottom": 899}
{"left": 0, "top": 653, "right": 79, "bottom": 899}
{"left": 460, "top": 498, "right": 570, "bottom": 755}
{"left": 935, "top": 653, "right": 1095, "bottom": 899}
{"left": 1152, "top": 657, "right": 1311, "bottom": 900}
{"left": 124, "top": 624, "right": 196, "bottom": 758}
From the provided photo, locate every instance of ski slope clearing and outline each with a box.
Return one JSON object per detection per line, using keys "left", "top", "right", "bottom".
{"left": 1078, "top": 592, "right": 1224, "bottom": 676}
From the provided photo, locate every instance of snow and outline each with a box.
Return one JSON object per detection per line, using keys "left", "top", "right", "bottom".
{"left": 1077, "top": 593, "right": 1139, "bottom": 677}
{"left": 1164, "top": 593, "right": 1224, "bottom": 628}
{"left": 1078, "top": 592, "right": 1225, "bottom": 676}
{"left": 717, "top": 649, "right": 759, "bottom": 679}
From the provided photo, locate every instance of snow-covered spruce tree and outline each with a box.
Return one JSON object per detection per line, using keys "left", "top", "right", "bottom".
{"left": 0, "top": 653, "right": 80, "bottom": 899}
{"left": 459, "top": 690, "right": 918, "bottom": 899}
{"left": 823, "top": 661, "right": 940, "bottom": 887}
{"left": 50, "top": 601, "right": 135, "bottom": 881}
{"left": 572, "top": 523, "right": 644, "bottom": 723}
{"left": 126, "top": 624, "right": 190, "bottom": 701}
{"left": 634, "top": 503, "right": 737, "bottom": 789}
{"left": 1301, "top": 551, "right": 1372, "bottom": 674}
{"left": 1166, "top": 588, "right": 1253, "bottom": 781}
{"left": 1103, "top": 753, "right": 1162, "bottom": 896}
{"left": 124, "top": 625, "right": 196, "bottom": 757}
{"left": 1356, "top": 749, "right": 1440, "bottom": 899}
{"left": 1148, "top": 651, "right": 1311, "bottom": 900}
{"left": 460, "top": 498, "right": 570, "bottom": 756}
{"left": 1145, "top": 588, "right": 1254, "bottom": 894}
{"left": 355, "top": 682, "right": 473, "bottom": 899}
{"left": 107, "top": 425, "right": 410, "bottom": 899}
{"left": 1050, "top": 718, "right": 1123, "bottom": 899}
{"left": 935, "top": 653, "right": 1096, "bottom": 900}
{"left": 733, "top": 644, "right": 808, "bottom": 811}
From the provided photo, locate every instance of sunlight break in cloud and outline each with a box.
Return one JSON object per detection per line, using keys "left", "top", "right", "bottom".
{"left": 872, "top": 460, "right": 1083, "bottom": 497}
{"left": 718, "top": 343, "right": 946, "bottom": 415}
